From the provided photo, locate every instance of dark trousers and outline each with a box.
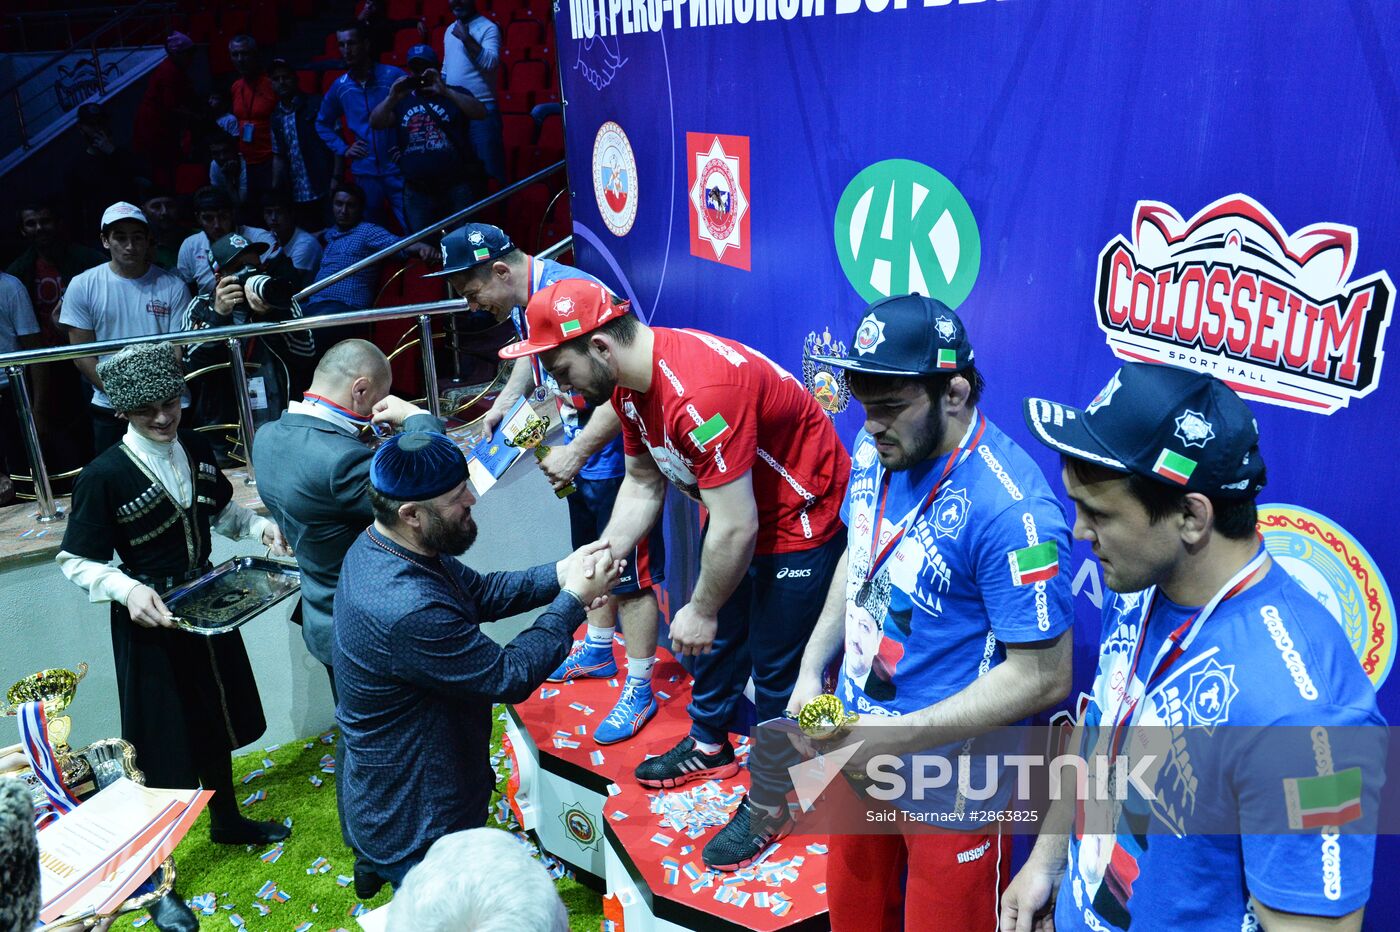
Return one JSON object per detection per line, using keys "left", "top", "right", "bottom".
{"left": 0, "top": 387, "right": 22, "bottom": 478}
{"left": 686, "top": 532, "right": 845, "bottom": 807}
{"left": 91, "top": 404, "right": 126, "bottom": 453}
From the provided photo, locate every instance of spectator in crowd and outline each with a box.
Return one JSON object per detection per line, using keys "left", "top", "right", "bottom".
{"left": 357, "top": 0, "right": 426, "bottom": 59}
{"left": 305, "top": 184, "right": 433, "bottom": 343}
{"left": 442, "top": 0, "right": 505, "bottom": 183}
{"left": 208, "top": 87, "right": 240, "bottom": 140}
{"left": 386, "top": 829, "right": 569, "bottom": 932}
{"left": 0, "top": 778, "right": 40, "bottom": 932}
{"left": 253, "top": 340, "right": 439, "bottom": 695}
{"left": 58, "top": 203, "right": 190, "bottom": 451}
{"left": 369, "top": 45, "right": 486, "bottom": 237}
{"left": 131, "top": 32, "right": 202, "bottom": 191}
{"left": 142, "top": 191, "right": 190, "bottom": 271}
{"left": 67, "top": 103, "right": 146, "bottom": 238}
{"left": 0, "top": 270, "right": 41, "bottom": 506}
{"left": 209, "top": 135, "right": 260, "bottom": 225}
{"left": 228, "top": 35, "right": 278, "bottom": 204}
{"left": 316, "top": 22, "right": 409, "bottom": 229}
{"left": 263, "top": 190, "right": 323, "bottom": 286}
{"left": 6, "top": 201, "right": 103, "bottom": 475}
{"left": 268, "top": 58, "right": 334, "bottom": 232}
{"left": 178, "top": 186, "right": 277, "bottom": 295}
{"left": 181, "top": 232, "right": 316, "bottom": 464}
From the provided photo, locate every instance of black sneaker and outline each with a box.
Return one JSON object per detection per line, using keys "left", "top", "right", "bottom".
{"left": 634, "top": 736, "right": 739, "bottom": 789}
{"left": 702, "top": 797, "right": 793, "bottom": 871}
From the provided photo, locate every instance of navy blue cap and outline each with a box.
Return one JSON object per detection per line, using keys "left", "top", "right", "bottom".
{"left": 406, "top": 43, "right": 437, "bottom": 65}
{"left": 810, "top": 294, "right": 975, "bottom": 376}
{"left": 370, "top": 431, "right": 468, "bottom": 501}
{"left": 424, "top": 223, "right": 515, "bottom": 278}
{"left": 1023, "top": 362, "right": 1267, "bottom": 499}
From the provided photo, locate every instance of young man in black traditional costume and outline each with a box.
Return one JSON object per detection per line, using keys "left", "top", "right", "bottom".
{"left": 56, "top": 341, "right": 293, "bottom": 848}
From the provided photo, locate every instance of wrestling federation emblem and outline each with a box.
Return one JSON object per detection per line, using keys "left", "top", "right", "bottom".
{"left": 687, "top": 132, "right": 750, "bottom": 270}
{"left": 592, "top": 121, "right": 638, "bottom": 236}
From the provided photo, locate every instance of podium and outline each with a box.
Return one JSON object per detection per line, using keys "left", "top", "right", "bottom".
{"left": 504, "top": 629, "right": 831, "bottom": 931}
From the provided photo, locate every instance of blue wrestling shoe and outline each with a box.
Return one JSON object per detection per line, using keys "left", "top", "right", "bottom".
{"left": 593, "top": 679, "right": 658, "bottom": 745}
{"left": 546, "top": 639, "right": 618, "bottom": 682}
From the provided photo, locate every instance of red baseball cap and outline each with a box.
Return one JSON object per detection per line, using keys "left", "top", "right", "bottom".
{"left": 498, "top": 279, "right": 630, "bottom": 360}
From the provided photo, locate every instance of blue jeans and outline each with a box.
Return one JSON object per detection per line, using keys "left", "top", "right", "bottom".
{"left": 468, "top": 105, "right": 506, "bottom": 183}
{"left": 354, "top": 171, "right": 407, "bottom": 231}
{"left": 686, "top": 532, "right": 846, "bottom": 807}
{"left": 403, "top": 179, "right": 478, "bottom": 238}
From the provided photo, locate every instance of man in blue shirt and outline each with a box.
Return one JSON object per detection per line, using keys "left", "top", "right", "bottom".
{"left": 304, "top": 183, "right": 433, "bottom": 346}
{"left": 315, "top": 22, "right": 407, "bottom": 230}
{"left": 426, "top": 223, "right": 665, "bottom": 744}
{"left": 790, "top": 294, "right": 1075, "bottom": 929}
{"left": 333, "top": 430, "right": 620, "bottom": 890}
{"left": 1003, "top": 363, "right": 1384, "bottom": 931}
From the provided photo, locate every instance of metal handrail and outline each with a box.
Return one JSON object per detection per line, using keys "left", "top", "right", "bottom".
{"left": 0, "top": 1, "right": 172, "bottom": 100}
{"left": 1, "top": 235, "right": 573, "bottom": 525}
{"left": 295, "top": 160, "right": 567, "bottom": 302}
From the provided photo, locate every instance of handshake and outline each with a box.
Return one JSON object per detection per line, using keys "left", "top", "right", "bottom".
{"left": 555, "top": 540, "right": 626, "bottom": 609}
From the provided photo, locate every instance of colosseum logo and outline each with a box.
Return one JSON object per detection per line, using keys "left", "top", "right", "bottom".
{"left": 1094, "top": 195, "right": 1393, "bottom": 414}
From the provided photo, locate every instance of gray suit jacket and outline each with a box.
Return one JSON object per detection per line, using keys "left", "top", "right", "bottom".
{"left": 252, "top": 410, "right": 442, "bottom": 664}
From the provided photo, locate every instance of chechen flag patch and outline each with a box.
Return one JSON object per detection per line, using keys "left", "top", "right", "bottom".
{"left": 1153, "top": 448, "right": 1197, "bottom": 485}
{"left": 560, "top": 319, "right": 582, "bottom": 336}
{"left": 1008, "top": 541, "right": 1059, "bottom": 586}
{"left": 1284, "top": 767, "right": 1363, "bottom": 830}
{"left": 688, "top": 413, "right": 730, "bottom": 451}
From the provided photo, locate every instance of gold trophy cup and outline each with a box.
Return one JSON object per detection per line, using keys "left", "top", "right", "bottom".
{"left": 505, "top": 412, "right": 576, "bottom": 499}
{"left": 3, "top": 661, "right": 89, "bottom": 757}
{"left": 796, "top": 693, "right": 859, "bottom": 741}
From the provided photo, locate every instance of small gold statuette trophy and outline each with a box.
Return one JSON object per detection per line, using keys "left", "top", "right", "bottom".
{"left": 795, "top": 693, "right": 860, "bottom": 741}
{"left": 505, "top": 412, "right": 576, "bottom": 499}
{"left": 3, "top": 661, "right": 89, "bottom": 758}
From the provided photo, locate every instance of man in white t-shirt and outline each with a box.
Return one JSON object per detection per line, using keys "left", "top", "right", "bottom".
{"left": 58, "top": 203, "right": 191, "bottom": 452}
{"left": 442, "top": 0, "right": 504, "bottom": 182}
{"left": 0, "top": 270, "right": 41, "bottom": 503}
{"left": 177, "top": 186, "right": 277, "bottom": 295}
{"left": 262, "top": 192, "right": 322, "bottom": 287}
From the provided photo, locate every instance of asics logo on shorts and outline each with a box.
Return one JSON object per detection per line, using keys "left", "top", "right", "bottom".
{"left": 776, "top": 567, "right": 812, "bottom": 579}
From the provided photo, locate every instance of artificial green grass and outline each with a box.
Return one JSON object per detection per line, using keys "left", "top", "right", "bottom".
{"left": 108, "top": 709, "right": 603, "bottom": 930}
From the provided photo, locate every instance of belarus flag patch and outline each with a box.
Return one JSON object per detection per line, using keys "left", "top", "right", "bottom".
{"left": 688, "top": 413, "right": 730, "bottom": 451}
{"left": 1284, "top": 767, "right": 1363, "bottom": 829}
{"left": 1008, "top": 541, "right": 1059, "bottom": 586}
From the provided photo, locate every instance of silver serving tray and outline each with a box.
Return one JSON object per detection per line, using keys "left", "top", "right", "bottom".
{"left": 162, "top": 556, "right": 301, "bottom": 635}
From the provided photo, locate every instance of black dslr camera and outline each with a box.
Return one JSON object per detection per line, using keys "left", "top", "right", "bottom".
{"left": 232, "top": 268, "right": 296, "bottom": 314}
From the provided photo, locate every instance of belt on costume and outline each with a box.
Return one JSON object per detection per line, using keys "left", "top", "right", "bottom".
{"left": 124, "top": 564, "right": 213, "bottom": 593}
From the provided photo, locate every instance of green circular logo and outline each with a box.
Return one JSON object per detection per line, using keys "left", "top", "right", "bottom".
{"left": 833, "top": 159, "right": 981, "bottom": 308}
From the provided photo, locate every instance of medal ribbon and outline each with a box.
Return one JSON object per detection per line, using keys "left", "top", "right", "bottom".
{"left": 18, "top": 700, "right": 80, "bottom": 828}
{"left": 864, "top": 411, "right": 987, "bottom": 582}
{"left": 303, "top": 393, "right": 388, "bottom": 439}
{"left": 1106, "top": 540, "right": 1269, "bottom": 759}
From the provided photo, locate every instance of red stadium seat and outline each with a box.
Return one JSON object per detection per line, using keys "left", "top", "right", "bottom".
{"left": 509, "top": 59, "right": 548, "bottom": 94}
{"left": 221, "top": 10, "right": 250, "bottom": 36}
{"left": 321, "top": 69, "right": 347, "bottom": 93}
{"left": 501, "top": 113, "right": 535, "bottom": 150}
{"left": 536, "top": 111, "right": 563, "bottom": 151}
{"left": 491, "top": 0, "right": 524, "bottom": 21}
{"left": 249, "top": 3, "right": 278, "bottom": 45}
{"left": 297, "top": 69, "right": 319, "bottom": 95}
{"left": 391, "top": 26, "right": 421, "bottom": 64}
{"left": 504, "top": 19, "right": 543, "bottom": 50}
{"left": 186, "top": 11, "right": 216, "bottom": 41}
{"left": 174, "top": 163, "right": 208, "bottom": 196}
{"left": 497, "top": 88, "right": 533, "bottom": 114}
{"left": 387, "top": 0, "right": 421, "bottom": 19}
{"left": 422, "top": 0, "right": 453, "bottom": 25}
{"left": 505, "top": 182, "right": 550, "bottom": 251}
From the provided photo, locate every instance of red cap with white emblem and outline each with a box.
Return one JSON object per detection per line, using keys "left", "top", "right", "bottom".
{"left": 499, "top": 278, "right": 631, "bottom": 359}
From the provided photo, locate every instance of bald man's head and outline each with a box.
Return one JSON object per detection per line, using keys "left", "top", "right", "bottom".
{"left": 309, "top": 340, "right": 392, "bottom": 415}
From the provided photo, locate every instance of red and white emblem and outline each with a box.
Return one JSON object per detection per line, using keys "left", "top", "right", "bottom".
{"left": 687, "top": 133, "right": 750, "bottom": 271}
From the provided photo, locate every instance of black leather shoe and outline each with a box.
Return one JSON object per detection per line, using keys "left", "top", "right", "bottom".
{"left": 209, "top": 816, "right": 292, "bottom": 845}
{"left": 148, "top": 891, "right": 199, "bottom": 932}
{"left": 353, "top": 858, "right": 386, "bottom": 899}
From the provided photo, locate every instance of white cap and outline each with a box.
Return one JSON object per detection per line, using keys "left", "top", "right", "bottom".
{"left": 100, "top": 202, "right": 148, "bottom": 232}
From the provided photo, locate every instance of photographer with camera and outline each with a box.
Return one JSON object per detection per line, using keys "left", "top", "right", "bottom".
{"left": 369, "top": 45, "right": 487, "bottom": 238}
{"left": 180, "top": 232, "right": 316, "bottom": 464}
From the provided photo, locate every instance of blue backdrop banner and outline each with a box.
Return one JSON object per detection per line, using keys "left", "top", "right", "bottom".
{"left": 552, "top": 0, "right": 1399, "bottom": 922}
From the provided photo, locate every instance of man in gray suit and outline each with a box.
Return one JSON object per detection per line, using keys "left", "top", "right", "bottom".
{"left": 253, "top": 340, "right": 442, "bottom": 694}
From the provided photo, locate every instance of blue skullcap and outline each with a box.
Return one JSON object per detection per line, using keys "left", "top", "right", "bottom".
{"left": 370, "top": 431, "right": 468, "bottom": 501}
